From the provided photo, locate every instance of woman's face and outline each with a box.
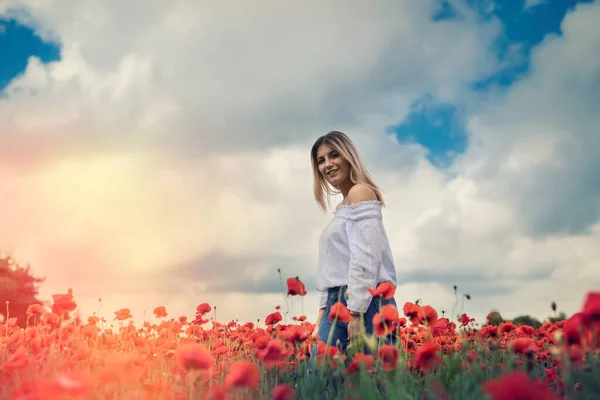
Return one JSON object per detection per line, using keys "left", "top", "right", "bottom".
{"left": 316, "top": 143, "right": 351, "bottom": 188}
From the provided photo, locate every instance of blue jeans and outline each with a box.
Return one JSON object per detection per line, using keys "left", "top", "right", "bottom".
{"left": 307, "top": 284, "right": 397, "bottom": 372}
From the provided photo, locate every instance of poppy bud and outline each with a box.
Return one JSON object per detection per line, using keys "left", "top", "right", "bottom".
{"left": 364, "top": 336, "right": 378, "bottom": 353}
{"left": 554, "top": 331, "right": 563, "bottom": 345}
{"left": 550, "top": 346, "right": 562, "bottom": 358}
{"left": 525, "top": 348, "right": 534, "bottom": 359}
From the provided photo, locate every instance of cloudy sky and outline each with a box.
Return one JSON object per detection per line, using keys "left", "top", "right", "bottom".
{"left": 1, "top": 0, "right": 598, "bottom": 329}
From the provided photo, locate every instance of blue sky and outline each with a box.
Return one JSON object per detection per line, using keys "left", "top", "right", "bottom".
{"left": 392, "top": 0, "right": 594, "bottom": 167}
{"left": 0, "top": 0, "right": 592, "bottom": 167}
{"left": 0, "top": 19, "right": 61, "bottom": 91}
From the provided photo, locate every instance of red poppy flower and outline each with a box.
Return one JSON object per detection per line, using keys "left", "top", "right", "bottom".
{"left": 459, "top": 313, "right": 475, "bottom": 327}
{"left": 153, "top": 306, "right": 167, "bottom": 318}
{"left": 196, "top": 303, "right": 212, "bottom": 315}
{"left": 581, "top": 291, "right": 600, "bottom": 324}
{"left": 272, "top": 384, "right": 296, "bottom": 400}
{"left": 562, "top": 313, "right": 585, "bottom": 346}
{"left": 52, "top": 289, "right": 77, "bottom": 314}
{"left": 373, "top": 304, "right": 399, "bottom": 336}
{"left": 431, "top": 318, "right": 451, "bottom": 337}
{"left": 414, "top": 341, "right": 442, "bottom": 372}
{"left": 175, "top": 341, "right": 213, "bottom": 371}
{"left": 367, "top": 282, "right": 396, "bottom": 299}
{"left": 26, "top": 304, "right": 46, "bottom": 316}
{"left": 113, "top": 308, "right": 132, "bottom": 321}
{"left": 328, "top": 302, "right": 351, "bottom": 323}
{"left": 345, "top": 352, "right": 374, "bottom": 375}
{"left": 403, "top": 302, "right": 424, "bottom": 326}
{"left": 280, "top": 325, "right": 311, "bottom": 345}
{"left": 316, "top": 341, "right": 340, "bottom": 357}
{"left": 225, "top": 360, "right": 260, "bottom": 389}
{"left": 483, "top": 371, "right": 560, "bottom": 400}
{"left": 510, "top": 337, "right": 534, "bottom": 355}
{"left": 377, "top": 344, "right": 399, "bottom": 371}
{"left": 286, "top": 277, "right": 307, "bottom": 296}
{"left": 422, "top": 305, "right": 438, "bottom": 327}
{"left": 499, "top": 321, "right": 517, "bottom": 335}
{"left": 257, "top": 338, "right": 286, "bottom": 368}
{"left": 265, "top": 312, "right": 283, "bottom": 325}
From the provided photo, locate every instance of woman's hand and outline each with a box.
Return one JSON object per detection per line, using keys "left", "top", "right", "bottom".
{"left": 348, "top": 315, "right": 365, "bottom": 341}
{"left": 313, "top": 308, "right": 326, "bottom": 336}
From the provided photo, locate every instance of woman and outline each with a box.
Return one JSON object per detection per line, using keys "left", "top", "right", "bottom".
{"left": 310, "top": 131, "right": 398, "bottom": 353}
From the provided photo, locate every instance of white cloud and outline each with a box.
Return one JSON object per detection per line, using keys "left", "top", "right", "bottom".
{"left": 455, "top": 1, "right": 600, "bottom": 237}
{"left": 0, "top": 0, "right": 502, "bottom": 165}
{"left": 524, "top": 0, "right": 545, "bottom": 10}
{"left": 0, "top": 0, "right": 598, "bottom": 329}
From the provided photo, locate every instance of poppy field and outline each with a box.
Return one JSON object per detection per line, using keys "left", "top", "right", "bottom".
{"left": 1, "top": 278, "right": 599, "bottom": 400}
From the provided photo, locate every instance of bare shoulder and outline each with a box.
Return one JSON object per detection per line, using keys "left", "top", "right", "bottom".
{"left": 347, "top": 183, "right": 378, "bottom": 205}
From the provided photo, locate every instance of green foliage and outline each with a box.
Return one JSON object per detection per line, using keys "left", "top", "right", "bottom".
{"left": 549, "top": 312, "right": 568, "bottom": 324}
{"left": 511, "top": 315, "right": 542, "bottom": 329}
{"left": 0, "top": 256, "right": 46, "bottom": 327}
{"left": 486, "top": 310, "right": 504, "bottom": 326}
{"left": 274, "top": 346, "right": 600, "bottom": 400}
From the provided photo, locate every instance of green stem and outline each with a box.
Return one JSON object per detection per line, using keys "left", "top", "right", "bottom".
{"left": 452, "top": 286, "right": 458, "bottom": 320}
{"left": 325, "top": 295, "right": 341, "bottom": 350}
{"left": 277, "top": 269, "right": 292, "bottom": 324}
{"left": 3, "top": 301, "right": 9, "bottom": 357}
{"left": 187, "top": 371, "right": 199, "bottom": 400}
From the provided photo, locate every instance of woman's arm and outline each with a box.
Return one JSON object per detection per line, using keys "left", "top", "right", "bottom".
{"left": 344, "top": 184, "right": 383, "bottom": 314}
{"left": 313, "top": 290, "right": 327, "bottom": 332}
{"left": 314, "top": 308, "right": 325, "bottom": 333}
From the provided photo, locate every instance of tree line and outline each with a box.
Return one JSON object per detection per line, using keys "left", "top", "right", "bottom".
{"left": 0, "top": 256, "right": 567, "bottom": 328}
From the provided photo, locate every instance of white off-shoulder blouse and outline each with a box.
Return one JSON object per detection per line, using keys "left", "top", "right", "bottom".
{"left": 316, "top": 200, "right": 398, "bottom": 313}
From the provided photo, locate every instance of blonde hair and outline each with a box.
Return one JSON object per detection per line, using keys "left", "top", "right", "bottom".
{"left": 310, "top": 131, "right": 384, "bottom": 212}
